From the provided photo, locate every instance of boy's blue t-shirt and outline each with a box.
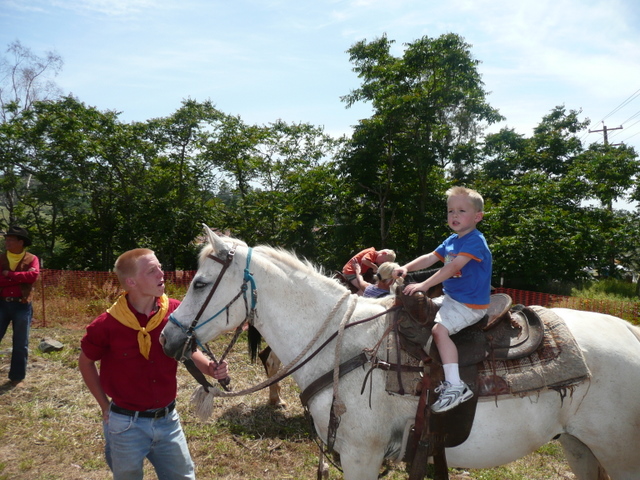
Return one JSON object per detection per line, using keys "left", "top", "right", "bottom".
{"left": 434, "top": 229, "right": 492, "bottom": 309}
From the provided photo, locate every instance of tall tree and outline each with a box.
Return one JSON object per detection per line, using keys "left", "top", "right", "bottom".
{"left": 339, "top": 33, "right": 503, "bottom": 261}
{"left": 477, "top": 106, "right": 639, "bottom": 290}
{"left": 0, "top": 41, "right": 63, "bottom": 227}
{"left": 0, "top": 40, "right": 63, "bottom": 122}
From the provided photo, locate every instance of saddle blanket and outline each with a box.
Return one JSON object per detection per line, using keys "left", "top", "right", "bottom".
{"left": 385, "top": 306, "right": 591, "bottom": 397}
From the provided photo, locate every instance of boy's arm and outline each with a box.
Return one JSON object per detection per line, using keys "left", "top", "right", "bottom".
{"left": 191, "top": 349, "right": 229, "bottom": 380}
{"left": 351, "top": 259, "right": 369, "bottom": 290}
{"left": 403, "top": 255, "right": 472, "bottom": 295}
{"left": 396, "top": 253, "right": 440, "bottom": 277}
{"left": 361, "top": 258, "right": 378, "bottom": 272}
{"left": 78, "top": 351, "right": 111, "bottom": 421}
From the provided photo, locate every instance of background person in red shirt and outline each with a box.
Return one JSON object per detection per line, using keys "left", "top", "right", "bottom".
{"left": 0, "top": 226, "right": 40, "bottom": 387}
{"left": 79, "top": 248, "right": 229, "bottom": 480}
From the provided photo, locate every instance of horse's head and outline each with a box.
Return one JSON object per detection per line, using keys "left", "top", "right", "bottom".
{"left": 161, "top": 225, "right": 255, "bottom": 361}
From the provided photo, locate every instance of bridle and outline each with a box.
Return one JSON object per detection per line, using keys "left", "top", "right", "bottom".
{"left": 169, "top": 243, "right": 258, "bottom": 369}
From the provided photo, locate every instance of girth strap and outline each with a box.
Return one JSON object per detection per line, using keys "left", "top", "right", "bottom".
{"left": 300, "top": 352, "right": 369, "bottom": 406}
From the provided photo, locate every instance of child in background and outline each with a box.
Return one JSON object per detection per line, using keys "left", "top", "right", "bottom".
{"left": 342, "top": 247, "right": 396, "bottom": 295}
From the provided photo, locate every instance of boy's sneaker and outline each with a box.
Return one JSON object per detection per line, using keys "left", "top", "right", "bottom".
{"left": 431, "top": 381, "right": 473, "bottom": 413}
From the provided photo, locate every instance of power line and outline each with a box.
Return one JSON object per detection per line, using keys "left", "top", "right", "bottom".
{"left": 620, "top": 130, "right": 640, "bottom": 143}
{"left": 609, "top": 116, "right": 640, "bottom": 141}
{"left": 601, "top": 88, "right": 640, "bottom": 123}
{"left": 619, "top": 109, "right": 640, "bottom": 127}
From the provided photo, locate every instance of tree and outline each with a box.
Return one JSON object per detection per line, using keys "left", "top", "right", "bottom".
{"left": 477, "top": 106, "right": 640, "bottom": 290}
{"left": 0, "top": 40, "right": 63, "bottom": 228}
{"left": 204, "top": 116, "right": 343, "bottom": 263}
{"left": 576, "top": 143, "right": 639, "bottom": 210}
{"left": 339, "top": 33, "right": 503, "bottom": 261}
{"left": 0, "top": 40, "right": 63, "bottom": 122}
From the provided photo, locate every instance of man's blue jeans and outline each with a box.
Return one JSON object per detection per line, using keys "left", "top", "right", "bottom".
{"left": 0, "top": 301, "right": 32, "bottom": 382}
{"left": 103, "top": 407, "right": 196, "bottom": 480}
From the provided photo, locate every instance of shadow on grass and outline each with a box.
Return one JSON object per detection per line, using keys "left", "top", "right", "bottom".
{"left": 216, "top": 403, "right": 314, "bottom": 441}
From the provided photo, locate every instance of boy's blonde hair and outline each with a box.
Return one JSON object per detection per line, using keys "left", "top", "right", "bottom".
{"left": 377, "top": 249, "right": 396, "bottom": 262}
{"left": 446, "top": 186, "right": 484, "bottom": 212}
{"left": 114, "top": 248, "right": 155, "bottom": 286}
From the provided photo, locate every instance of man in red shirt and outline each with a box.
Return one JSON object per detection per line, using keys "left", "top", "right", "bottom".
{"left": 79, "top": 248, "right": 228, "bottom": 480}
{"left": 0, "top": 226, "right": 40, "bottom": 387}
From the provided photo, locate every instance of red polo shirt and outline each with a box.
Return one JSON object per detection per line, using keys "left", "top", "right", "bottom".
{"left": 81, "top": 297, "right": 181, "bottom": 411}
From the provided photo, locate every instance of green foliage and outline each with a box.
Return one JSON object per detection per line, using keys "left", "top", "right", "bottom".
{"left": 475, "top": 106, "right": 639, "bottom": 290}
{"left": 571, "top": 279, "right": 637, "bottom": 300}
{"left": 338, "top": 33, "right": 503, "bottom": 262}
{"left": 1, "top": 38, "right": 639, "bottom": 290}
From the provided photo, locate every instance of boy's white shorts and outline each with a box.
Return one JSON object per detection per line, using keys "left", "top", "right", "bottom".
{"left": 432, "top": 294, "right": 487, "bottom": 335}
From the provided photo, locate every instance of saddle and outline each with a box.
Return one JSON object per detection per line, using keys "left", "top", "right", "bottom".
{"left": 396, "top": 291, "right": 544, "bottom": 365}
{"left": 332, "top": 270, "right": 374, "bottom": 295}
{"left": 393, "top": 291, "right": 545, "bottom": 480}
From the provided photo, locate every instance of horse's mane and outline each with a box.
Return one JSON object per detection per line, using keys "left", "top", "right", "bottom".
{"left": 199, "top": 236, "right": 339, "bottom": 289}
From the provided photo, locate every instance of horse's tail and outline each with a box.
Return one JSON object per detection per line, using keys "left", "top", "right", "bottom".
{"left": 247, "top": 324, "right": 263, "bottom": 363}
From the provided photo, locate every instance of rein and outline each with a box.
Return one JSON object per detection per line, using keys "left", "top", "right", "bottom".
{"left": 207, "top": 302, "right": 401, "bottom": 399}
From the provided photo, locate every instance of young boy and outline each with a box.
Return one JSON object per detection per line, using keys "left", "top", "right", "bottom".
{"left": 395, "top": 187, "right": 492, "bottom": 413}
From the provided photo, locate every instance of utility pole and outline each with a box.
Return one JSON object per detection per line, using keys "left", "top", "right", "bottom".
{"left": 589, "top": 123, "right": 622, "bottom": 146}
{"left": 588, "top": 123, "right": 622, "bottom": 277}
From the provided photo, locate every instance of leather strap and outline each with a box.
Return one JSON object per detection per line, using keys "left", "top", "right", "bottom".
{"left": 300, "top": 352, "right": 368, "bottom": 406}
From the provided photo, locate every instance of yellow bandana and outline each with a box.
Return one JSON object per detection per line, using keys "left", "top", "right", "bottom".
{"left": 107, "top": 293, "right": 169, "bottom": 360}
{"left": 7, "top": 250, "right": 25, "bottom": 271}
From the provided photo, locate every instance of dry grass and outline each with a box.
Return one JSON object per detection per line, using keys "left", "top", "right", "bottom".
{"left": 0, "top": 286, "right": 577, "bottom": 479}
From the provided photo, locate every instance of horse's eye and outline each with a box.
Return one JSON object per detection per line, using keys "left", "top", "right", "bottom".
{"left": 193, "top": 280, "right": 208, "bottom": 290}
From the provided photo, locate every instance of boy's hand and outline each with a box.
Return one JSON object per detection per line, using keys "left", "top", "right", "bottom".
{"left": 351, "top": 258, "right": 361, "bottom": 274}
{"left": 403, "top": 281, "right": 426, "bottom": 295}
{"left": 393, "top": 267, "right": 407, "bottom": 279}
{"left": 208, "top": 360, "right": 229, "bottom": 380}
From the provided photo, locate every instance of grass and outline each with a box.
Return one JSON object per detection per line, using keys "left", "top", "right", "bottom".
{"left": 0, "top": 328, "right": 576, "bottom": 480}
{"left": 571, "top": 278, "right": 637, "bottom": 301}
{"left": 0, "top": 282, "right": 580, "bottom": 480}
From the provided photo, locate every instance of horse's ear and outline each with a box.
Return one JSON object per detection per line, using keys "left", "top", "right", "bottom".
{"left": 203, "top": 224, "right": 228, "bottom": 255}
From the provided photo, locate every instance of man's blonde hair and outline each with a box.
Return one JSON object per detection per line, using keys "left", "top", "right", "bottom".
{"left": 446, "top": 186, "right": 484, "bottom": 212}
{"left": 114, "top": 248, "right": 155, "bottom": 286}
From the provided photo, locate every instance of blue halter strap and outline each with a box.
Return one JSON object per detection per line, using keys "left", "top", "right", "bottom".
{"left": 168, "top": 246, "right": 257, "bottom": 354}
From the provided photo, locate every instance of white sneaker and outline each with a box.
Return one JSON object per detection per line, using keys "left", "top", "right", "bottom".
{"left": 431, "top": 381, "right": 473, "bottom": 413}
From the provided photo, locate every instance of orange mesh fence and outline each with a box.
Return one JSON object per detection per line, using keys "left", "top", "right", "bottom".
{"left": 28, "top": 270, "right": 640, "bottom": 327}
{"left": 31, "top": 269, "right": 197, "bottom": 328}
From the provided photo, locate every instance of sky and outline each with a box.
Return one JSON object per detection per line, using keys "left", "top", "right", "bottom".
{"left": 2, "top": 0, "right": 640, "bottom": 162}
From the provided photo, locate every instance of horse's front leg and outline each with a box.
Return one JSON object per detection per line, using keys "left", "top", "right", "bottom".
{"left": 258, "top": 346, "right": 286, "bottom": 408}
{"left": 340, "top": 447, "right": 387, "bottom": 480}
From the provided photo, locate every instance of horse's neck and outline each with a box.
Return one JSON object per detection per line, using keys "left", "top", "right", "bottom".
{"left": 254, "top": 273, "right": 381, "bottom": 384}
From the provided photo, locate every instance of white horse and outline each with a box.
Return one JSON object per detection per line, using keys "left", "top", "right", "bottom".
{"left": 161, "top": 227, "right": 640, "bottom": 480}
